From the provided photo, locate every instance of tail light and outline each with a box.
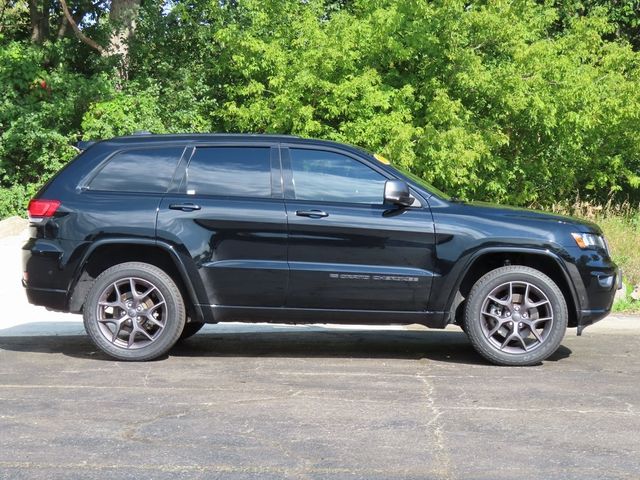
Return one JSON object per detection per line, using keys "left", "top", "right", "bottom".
{"left": 27, "top": 199, "right": 60, "bottom": 223}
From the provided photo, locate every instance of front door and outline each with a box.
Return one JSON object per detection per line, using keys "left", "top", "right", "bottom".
{"left": 282, "top": 146, "right": 436, "bottom": 312}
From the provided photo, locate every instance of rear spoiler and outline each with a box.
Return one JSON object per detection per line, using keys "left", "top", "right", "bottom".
{"left": 76, "top": 140, "right": 96, "bottom": 152}
{"left": 75, "top": 132, "right": 148, "bottom": 152}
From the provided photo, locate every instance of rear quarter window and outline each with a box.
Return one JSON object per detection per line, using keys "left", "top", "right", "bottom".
{"left": 89, "top": 147, "right": 184, "bottom": 193}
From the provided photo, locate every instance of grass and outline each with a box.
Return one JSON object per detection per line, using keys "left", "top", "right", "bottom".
{"left": 551, "top": 201, "right": 640, "bottom": 313}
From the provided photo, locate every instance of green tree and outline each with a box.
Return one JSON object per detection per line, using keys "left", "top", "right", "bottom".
{"left": 1, "top": 0, "right": 640, "bottom": 217}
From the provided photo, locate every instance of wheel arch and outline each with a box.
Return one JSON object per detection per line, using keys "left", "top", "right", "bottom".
{"left": 67, "top": 239, "right": 211, "bottom": 323}
{"left": 447, "top": 248, "right": 580, "bottom": 328}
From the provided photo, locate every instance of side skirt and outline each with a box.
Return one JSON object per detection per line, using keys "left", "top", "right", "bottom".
{"left": 202, "top": 305, "right": 447, "bottom": 329}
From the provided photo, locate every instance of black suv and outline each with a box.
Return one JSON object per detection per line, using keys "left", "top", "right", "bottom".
{"left": 23, "top": 134, "right": 620, "bottom": 365}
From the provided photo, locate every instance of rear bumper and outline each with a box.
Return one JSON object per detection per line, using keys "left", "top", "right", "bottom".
{"left": 22, "top": 237, "right": 73, "bottom": 312}
{"left": 24, "top": 285, "right": 68, "bottom": 311}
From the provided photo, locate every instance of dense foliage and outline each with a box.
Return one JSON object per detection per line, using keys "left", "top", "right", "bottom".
{"left": 1, "top": 0, "right": 639, "bottom": 217}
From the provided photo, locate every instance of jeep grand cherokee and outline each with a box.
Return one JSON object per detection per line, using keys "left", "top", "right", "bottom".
{"left": 22, "top": 134, "right": 620, "bottom": 365}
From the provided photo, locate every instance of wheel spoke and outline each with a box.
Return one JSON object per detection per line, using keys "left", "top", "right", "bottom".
{"left": 529, "top": 299, "right": 550, "bottom": 308}
{"left": 139, "top": 286, "right": 157, "bottom": 302}
{"left": 112, "top": 282, "right": 122, "bottom": 303}
{"left": 482, "top": 310, "right": 503, "bottom": 321}
{"left": 98, "top": 317, "right": 117, "bottom": 324}
{"left": 99, "top": 300, "right": 125, "bottom": 310}
{"left": 137, "top": 327, "right": 154, "bottom": 341}
{"left": 127, "top": 329, "right": 137, "bottom": 347}
{"left": 111, "top": 317, "right": 128, "bottom": 342}
{"left": 515, "top": 331, "right": 528, "bottom": 350}
{"left": 500, "top": 331, "right": 516, "bottom": 350}
{"left": 129, "top": 278, "right": 139, "bottom": 300}
{"left": 147, "top": 300, "right": 165, "bottom": 314}
{"left": 499, "top": 329, "right": 526, "bottom": 351}
{"left": 532, "top": 316, "right": 552, "bottom": 325}
{"left": 112, "top": 327, "right": 120, "bottom": 343}
{"left": 487, "top": 320, "right": 506, "bottom": 337}
{"left": 529, "top": 327, "right": 544, "bottom": 343}
{"left": 488, "top": 295, "right": 510, "bottom": 306}
{"left": 143, "top": 315, "right": 164, "bottom": 329}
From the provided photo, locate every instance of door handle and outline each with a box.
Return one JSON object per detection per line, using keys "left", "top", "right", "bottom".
{"left": 296, "top": 209, "right": 328, "bottom": 218}
{"left": 169, "top": 203, "right": 201, "bottom": 212}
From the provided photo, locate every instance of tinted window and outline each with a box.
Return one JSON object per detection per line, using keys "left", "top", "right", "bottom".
{"left": 290, "top": 149, "right": 386, "bottom": 204}
{"left": 185, "top": 147, "right": 271, "bottom": 198}
{"left": 90, "top": 147, "right": 183, "bottom": 193}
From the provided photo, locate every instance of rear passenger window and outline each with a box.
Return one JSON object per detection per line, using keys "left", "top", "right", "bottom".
{"left": 185, "top": 147, "right": 271, "bottom": 198}
{"left": 89, "top": 147, "right": 183, "bottom": 193}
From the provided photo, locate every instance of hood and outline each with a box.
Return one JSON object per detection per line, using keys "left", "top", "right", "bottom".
{"left": 460, "top": 201, "right": 602, "bottom": 234}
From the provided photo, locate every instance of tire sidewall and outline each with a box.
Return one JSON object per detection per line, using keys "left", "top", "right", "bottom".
{"left": 464, "top": 267, "right": 568, "bottom": 366}
{"left": 83, "top": 263, "right": 185, "bottom": 361}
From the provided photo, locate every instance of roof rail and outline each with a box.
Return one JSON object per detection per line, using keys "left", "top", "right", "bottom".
{"left": 132, "top": 130, "right": 152, "bottom": 136}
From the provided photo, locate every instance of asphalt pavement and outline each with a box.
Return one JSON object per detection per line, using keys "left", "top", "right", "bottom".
{"left": 1, "top": 229, "right": 639, "bottom": 479}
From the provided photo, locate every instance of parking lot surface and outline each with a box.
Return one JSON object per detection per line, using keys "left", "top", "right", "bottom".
{"left": 1, "top": 230, "right": 639, "bottom": 479}
{"left": 1, "top": 319, "right": 639, "bottom": 480}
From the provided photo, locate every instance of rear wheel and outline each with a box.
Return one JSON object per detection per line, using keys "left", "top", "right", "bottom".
{"left": 463, "top": 266, "right": 568, "bottom": 366}
{"left": 83, "top": 262, "right": 186, "bottom": 361}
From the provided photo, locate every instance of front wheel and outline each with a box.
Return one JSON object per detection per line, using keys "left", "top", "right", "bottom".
{"left": 83, "top": 262, "right": 186, "bottom": 361}
{"left": 463, "top": 266, "right": 568, "bottom": 366}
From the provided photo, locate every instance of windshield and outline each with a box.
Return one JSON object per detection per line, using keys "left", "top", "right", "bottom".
{"left": 349, "top": 147, "right": 452, "bottom": 200}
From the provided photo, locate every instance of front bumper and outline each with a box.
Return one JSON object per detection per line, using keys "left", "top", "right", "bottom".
{"left": 569, "top": 252, "right": 622, "bottom": 334}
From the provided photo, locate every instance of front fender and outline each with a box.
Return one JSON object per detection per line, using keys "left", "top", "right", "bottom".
{"left": 435, "top": 246, "right": 581, "bottom": 325}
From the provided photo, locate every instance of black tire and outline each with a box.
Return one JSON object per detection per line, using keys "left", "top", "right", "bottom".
{"left": 83, "top": 262, "right": 186, "bottom": 361}
{"left": 463, "top": 266, "right": 568, "bottom": 366}
{"left": 179, "top": 321, "right": 205, "bottom": 341}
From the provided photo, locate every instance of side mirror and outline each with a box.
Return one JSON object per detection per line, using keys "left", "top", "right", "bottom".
{"left": 384, "top": 179, "right": 414, "bottom": 207}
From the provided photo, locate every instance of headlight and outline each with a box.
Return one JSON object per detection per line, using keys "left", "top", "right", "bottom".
{"left": 571, "top": 232, "right": 609, "bottom": 254}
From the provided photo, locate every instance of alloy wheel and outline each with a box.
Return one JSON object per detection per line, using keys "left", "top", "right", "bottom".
{"left": 480, "top": 281, "right": 554, "bottom": 354}
{"left": 95, "top": 277, "right": 167, "bottom": 349}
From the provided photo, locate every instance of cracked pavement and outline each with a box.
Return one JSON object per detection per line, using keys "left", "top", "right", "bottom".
{"left": 1, "top": 322, "right": 639, "bottom": 480}
{"left": 1, "top": 230, "right": 639, "bottom": 479}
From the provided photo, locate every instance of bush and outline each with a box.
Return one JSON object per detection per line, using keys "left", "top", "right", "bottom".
{"left": 0, "top": 42, "right": 112, "bottom": 215}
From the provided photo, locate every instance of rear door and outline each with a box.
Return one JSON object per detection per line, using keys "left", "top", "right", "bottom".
{"left": 156, "top": 143, "right": 288, "bottom": 309}
{"left": 282, "top": 145, "right": 436, "bottom": 312}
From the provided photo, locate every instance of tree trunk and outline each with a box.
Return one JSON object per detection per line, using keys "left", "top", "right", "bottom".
{"left": 29, "top": 0, "right": 49, "bottom": 43}
{"left": 56, "top": 12, "right": 68, "bottom": 39}
{"left": 108, "top": 0, "right": 140, "bottom": 81}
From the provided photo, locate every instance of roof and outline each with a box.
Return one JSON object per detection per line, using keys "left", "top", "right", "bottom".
{"left": 93, "top": 133, "right": 372, "bottom": 156}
